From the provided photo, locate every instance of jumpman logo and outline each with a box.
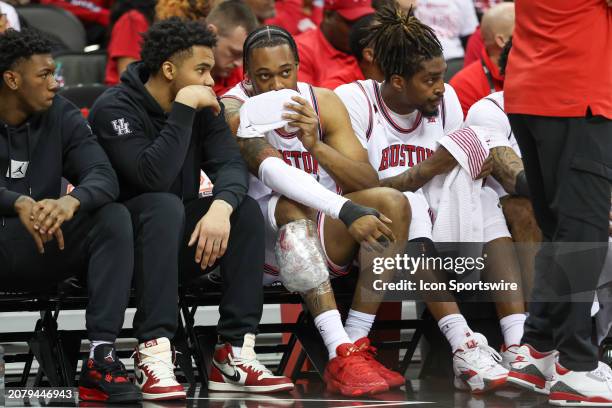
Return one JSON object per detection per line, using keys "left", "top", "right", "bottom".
{"left": 14, "top": 163, "right": 26, "bottom": 175}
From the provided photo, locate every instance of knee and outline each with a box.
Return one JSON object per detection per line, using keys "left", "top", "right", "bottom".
{"left": 232, "top": 196, "right": 265, "bottom": 235}
{"left": 94, "top": 203, "right": 133, "bottom": 244}
{"left": 140, "top": 193, "right": 185, "bottom": 230}
{"left": 372, "top": 187, "right": 411, "bottom": 223}
{"left": 274, "top": 197, "right": 313, "bottom": 227}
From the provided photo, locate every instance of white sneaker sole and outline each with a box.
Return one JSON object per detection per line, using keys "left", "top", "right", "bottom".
{"left": 507, "top": 374, "right": 551, "bottom": 395}
{"left": 453, "top": 375, "right": 507, "bottom": 394}
{"left": 549, "top": 399, "right": 612, "bottom": 406}
{"left": 142, "top": 391, "right": 187, "bottom": 401}
{"left": 208, "top": 381, "right": 294, "bottom": 393}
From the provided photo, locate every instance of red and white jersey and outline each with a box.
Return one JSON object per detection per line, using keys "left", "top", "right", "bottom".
{"left": 223, "top": 81, "right": 340, "bottom": 201}
{"left": 465, "top": 91, "right": 520, "bottom": 197}
{"left": 334, "top": 80, "right": 464, "bottom": 182}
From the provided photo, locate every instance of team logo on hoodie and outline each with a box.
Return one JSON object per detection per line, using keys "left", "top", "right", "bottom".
{"left": 6, "top": 160, "right": 29, "bottom": 179}
{"left": 111, "top": 118, "right": 131, "bottom": 136}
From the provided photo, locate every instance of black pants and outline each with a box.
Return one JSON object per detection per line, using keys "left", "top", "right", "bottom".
{"left": 125, "top": 194, "right": 264, "bottom": 346}
{"left": 0, "top": 203, "right": 134, "bottom": 342}
{"left": 509, "top": 113, "right": 612, "bottom": 371}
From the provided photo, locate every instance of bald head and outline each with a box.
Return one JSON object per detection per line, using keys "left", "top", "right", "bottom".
{"left": 481, "top": 2, "right": 515, "bottom": 55}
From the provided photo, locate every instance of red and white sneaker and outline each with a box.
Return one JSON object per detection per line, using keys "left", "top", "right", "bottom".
{"left": 354, "top": 337, "right": 405, "bottom": 388}
{"left": 549, "top": 362, "right": 612, "bottom": 406}
{"left": 500, "top": 344, "right": 521, "bottom": 370}
{"left": 453, "top": 332, "right": 508, "bottom": 394}
{"left": 133, "top": 337, "right": 186, "bottom": 401}
{"left": 323, "top": 343, "right": 389, "bottom": 397}
{"left": 507, "top": 344, "right": 557, "bottom": 395}
{"left": 208, "top": 333, "right": 294, "bottom": 393}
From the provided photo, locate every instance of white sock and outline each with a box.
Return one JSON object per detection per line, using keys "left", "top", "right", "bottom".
{"left": 259, "top": 157, "right": 349, "bottom": 219}
{"left": 499, "top": 313, "right": 526, "bottom": 347}
{"left": 314, "top": 310, "right": 351, "bottom": 359}
{"left": 438, "top": 314, "right": 472, "bottom": 352}
{"left": 89, "top": 340, "right": 112, "bottom": 359}
{"left": 231, "top": 346, "right": 242, "bottom": 358}
{"left": 345, "top": 309, "right": 376, "bottom": 343}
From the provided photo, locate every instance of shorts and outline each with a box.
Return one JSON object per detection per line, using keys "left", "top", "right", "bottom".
{"left": 257, "top": 193, "right": 351, "bottom": 286}
{"left": 480, "top": 186, "right": 511, "bottom": 242}
{"left": 403, "top": 191, "right": 433, "bottom": 240}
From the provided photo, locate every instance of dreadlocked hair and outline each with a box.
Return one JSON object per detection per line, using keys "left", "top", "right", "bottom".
{"left": 243, "top": 25, "right": 299, "bottom": 73}
{"left": 366, "top": 4, "right": 443, "bottom": 81}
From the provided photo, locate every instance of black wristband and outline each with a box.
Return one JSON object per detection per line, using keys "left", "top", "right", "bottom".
{"left": 339, "top": 201, "right": 379, "bottom": 228}
{"left": 515, "top": 170, "right": 530, "bottom": 197}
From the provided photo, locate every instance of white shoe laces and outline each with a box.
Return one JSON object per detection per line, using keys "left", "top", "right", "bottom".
{"left": 132, "top": 349, "right": 177, "bottom": 382}
{"left": 229, "top": 354, "right": 275, "bottom": 379}
{"left": 594, "top": 362, "right": 612, "bottom": 383}
{"left": 462, "top": 343, "right": 503, "bottom": 369}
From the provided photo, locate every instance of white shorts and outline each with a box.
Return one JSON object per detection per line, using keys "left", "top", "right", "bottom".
{"left": 403, "top": 191, "right": 433, "bottom": 240}
{"left": 257, "top": 193, "right": 350, "bottom": 286}
{"left": 480, "top": 186, "right": 511, "bottom": 242}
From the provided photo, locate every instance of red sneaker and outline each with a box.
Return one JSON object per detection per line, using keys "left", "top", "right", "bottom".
{"left": 133, "top": 338, "right": 186, "bottom": 401}
{"left": 323, "top": 343, "right": 389, "bottom": 396}
{"left": 208, "top": 334, "right": 294, "bottom": 393}
{"left": 354, "top": 337, "right": 405, "bottom": 388}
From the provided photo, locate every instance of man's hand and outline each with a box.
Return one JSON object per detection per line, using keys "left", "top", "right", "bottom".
{"left": 348, "top": 213, "right": 396, "bottom": 252}
{"left": 282, "top": 96, "right": 320, "bottom": 151}
{"left": 176, "top": 85, "right": 221, "bottom": 115}
{"left": 477, "top": 154, "right": 494, "bottom": 179}
{"left": 32, "top": 195, "right": 79, "bottom": 235}
{"left": 188, "top": 199, "right": 233, "bottom": 269}
{"left": 14, "top": 196, "right": 46, "bottom": 253}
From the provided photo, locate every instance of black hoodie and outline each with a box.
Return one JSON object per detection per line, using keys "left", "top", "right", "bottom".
{"left": 88, "top": 63, "right": 248, "bottom": 209}
{"left": 0, "top": 95, "right": 119, "bottom": 217}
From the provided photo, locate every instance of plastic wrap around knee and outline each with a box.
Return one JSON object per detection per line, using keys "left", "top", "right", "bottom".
{"left": 274, "top": 219, "right": 330, "bottom": 293}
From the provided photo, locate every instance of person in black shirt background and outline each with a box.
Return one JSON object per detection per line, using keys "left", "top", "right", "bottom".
{"left": 89, "top": 18, "right": 294, "bottom": 396}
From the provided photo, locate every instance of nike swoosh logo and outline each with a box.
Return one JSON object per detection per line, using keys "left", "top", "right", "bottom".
{"left": 136, "top": 370, "right": 144, "bottom": 384}
{"left": 213, "top": 361, "right": 241, "bottom": 382}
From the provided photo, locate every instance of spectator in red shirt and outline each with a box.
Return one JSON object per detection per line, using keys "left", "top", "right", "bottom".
{"left": 265, "top": 0, "right": 323, "bottom": 35}
{"left": 462, "top": 25, "right": 483, "bottom": 66}
{"left": 206, "top": 1, "right": 258, "bottom": 95}
{"left": 449, "top": 2, "right": 514, "bottom": 116}
{"left": 324, "top": 13, "right": 381, "bottom": 89}
{"left": 504, "top": 1, "right": 612, "bottom": 402}
{"left": 104, "top": 0, "right": 155, "bottom": 85}
{"left": 295, "top": 0, "right": 374, "bottom": 88}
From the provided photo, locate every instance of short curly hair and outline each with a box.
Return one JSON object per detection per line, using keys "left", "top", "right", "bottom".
{"left": 0, "top": 29, "right": 52, "bottom": 76}
{"left": 156, "top": 0, "right": 214, "bottom": 21}
{"left": 140, "top": 17, "right": 217, "bottom": 73}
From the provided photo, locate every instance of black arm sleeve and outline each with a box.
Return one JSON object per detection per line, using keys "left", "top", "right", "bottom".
{"left": 90, "top": 101, "right": 196, "bottom": 192}
{"left": 198, "top": 104, "right": 248, "bottom": 210}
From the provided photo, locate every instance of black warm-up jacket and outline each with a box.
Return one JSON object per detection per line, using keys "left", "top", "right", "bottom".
{"left": 0, "top": 95, "right": 119, "bottom": 217}
{"left": 88, "top": 62, "right": 248, "bottom": 209}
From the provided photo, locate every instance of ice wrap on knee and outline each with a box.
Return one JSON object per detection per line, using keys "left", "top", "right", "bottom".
{"left": 274, "top": 219, "right": 330, "bottom": 293}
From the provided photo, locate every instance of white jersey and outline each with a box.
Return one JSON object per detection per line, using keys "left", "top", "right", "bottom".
{"left": 465, "top": 91, "right": 521, "bottom": 197}
{"left": 224, "top": 81, "right": 340, "bottom": 202}
{"left": 335, "top": 80, "right": 464, "bottom": 182}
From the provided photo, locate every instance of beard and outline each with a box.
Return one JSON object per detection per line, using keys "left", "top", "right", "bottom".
{"left": 421, "top": 107, "right": 439, "bottom": 118}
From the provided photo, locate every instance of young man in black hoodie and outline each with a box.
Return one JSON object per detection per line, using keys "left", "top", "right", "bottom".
{"left": 0, "top": 29, "right": 142, "bottom": 403}
{"left": 89, "top": 18, "right": 294, "bottom": 396}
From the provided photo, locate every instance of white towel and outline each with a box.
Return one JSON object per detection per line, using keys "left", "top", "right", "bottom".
{"left": 424, "top": 126, "right": 490, "bottom": 243}
{"left": 237, "top": 89, "right": 301, "bottom": 138}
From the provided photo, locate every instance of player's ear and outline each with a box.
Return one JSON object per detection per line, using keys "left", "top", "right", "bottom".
{"left": 161, "top": 60, "right": 176, "bottom": 81}
{"left": 363, "top": 48, "right": 374, "bottom": 63}
{"left": 390, "top": 74, "right": 405, "bottom": 92}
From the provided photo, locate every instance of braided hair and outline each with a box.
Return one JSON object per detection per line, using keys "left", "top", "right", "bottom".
{"left": 243, "top": 25, "right": 299, "bottom": 73}
{"left": 366, "top": 4, "right": 443, "bottom": 81}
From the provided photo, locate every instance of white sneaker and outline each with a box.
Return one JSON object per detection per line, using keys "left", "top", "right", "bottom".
{"left": 133, "top": 337, "right": 186, "bottom": 401}
{"left": 208, "top": 334, "right": 294, "bottom": 393}
{"left": 549, "top": 362, "right": 612, "bottom": 406}
{"left": 453, "top": 332, "right": 508, "bottom": 393}
{"left": 507, "top": 344, "right": 557, "bottom": 395}
{"left": 500, "top": 344, "right": 521, "bottom": 370}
